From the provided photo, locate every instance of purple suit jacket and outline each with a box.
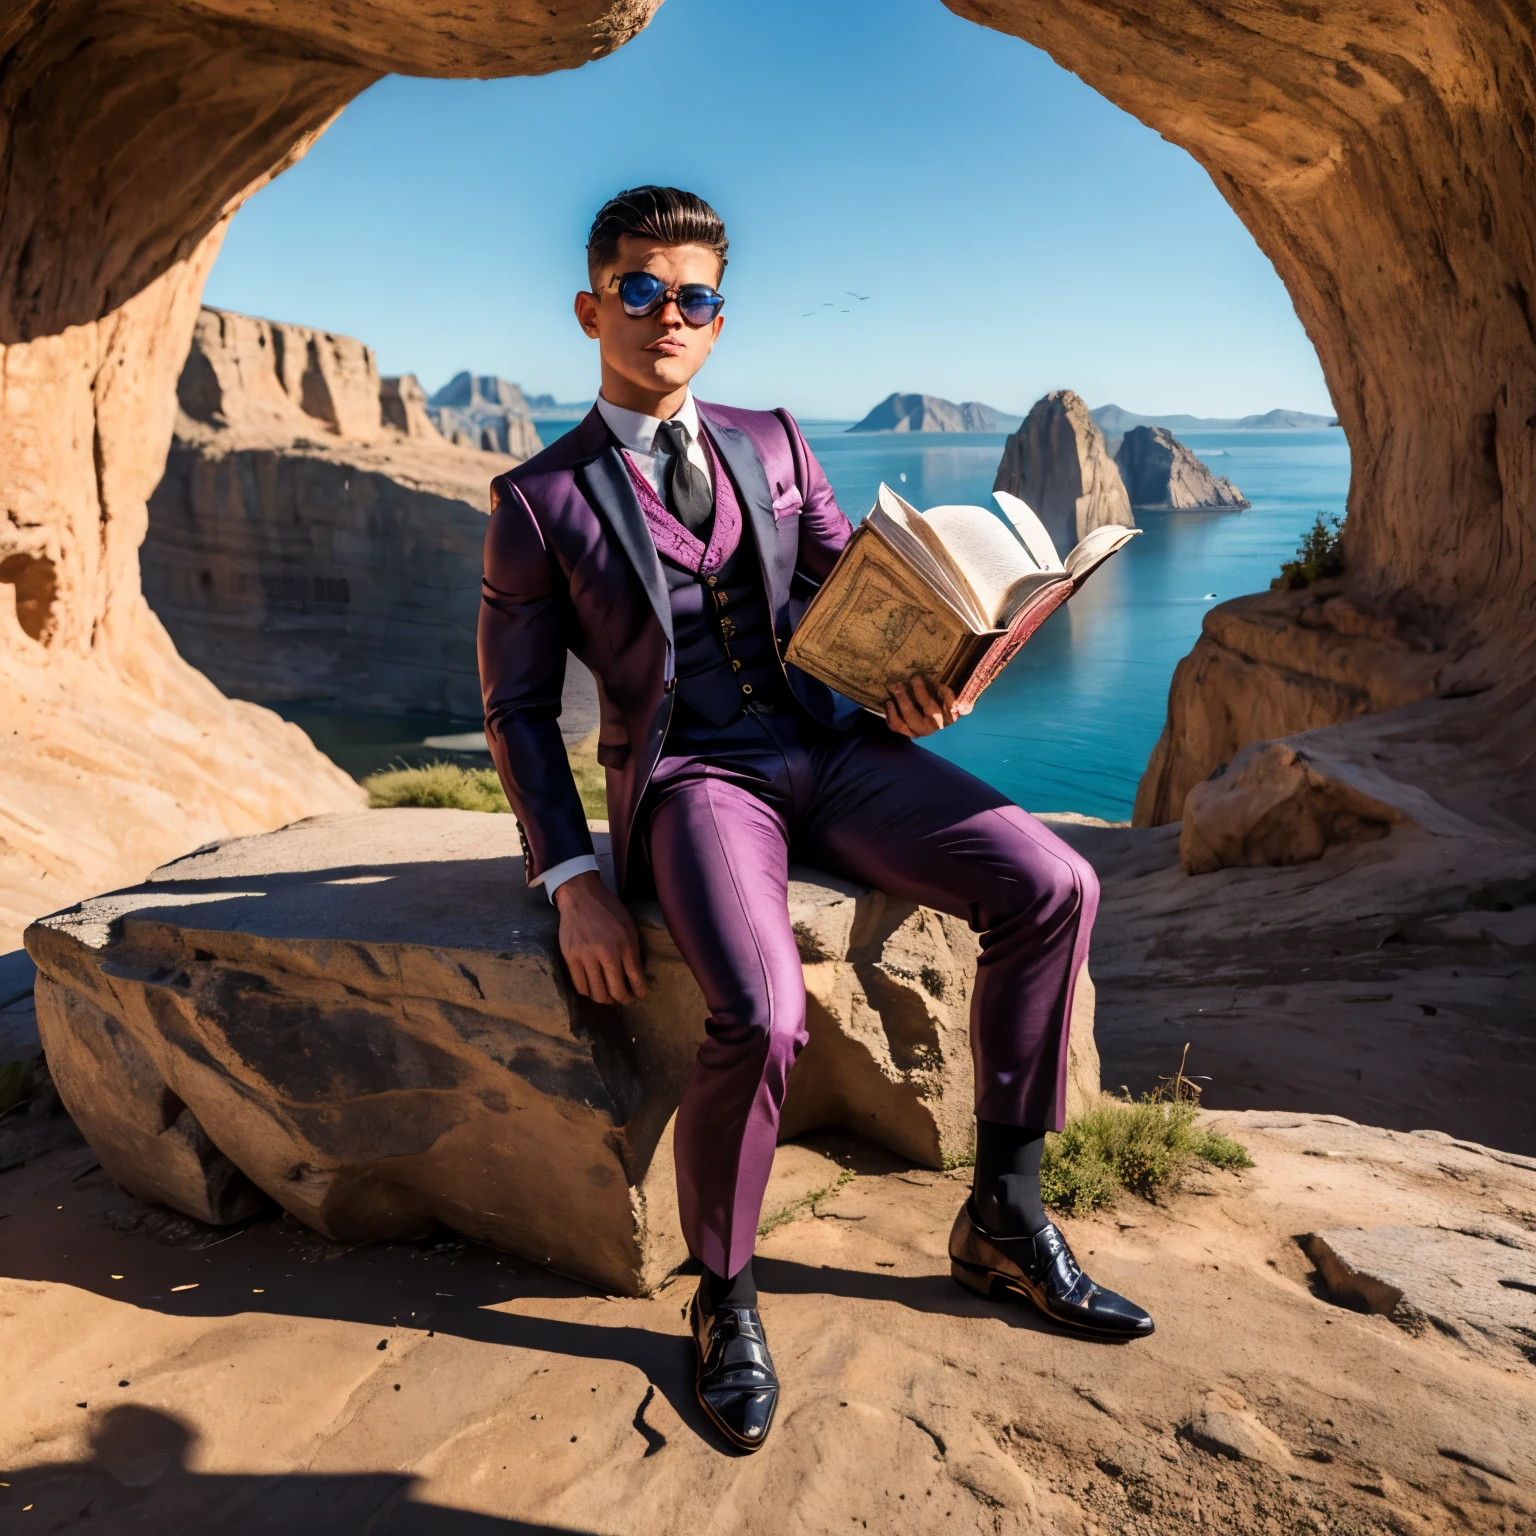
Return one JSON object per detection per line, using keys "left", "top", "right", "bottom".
{"left": 478, "top": 402, "right": 861, "bottom": 897}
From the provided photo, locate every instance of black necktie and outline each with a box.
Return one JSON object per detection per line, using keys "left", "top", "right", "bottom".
{"left": 655, "top": 420, "right": 715, "bottom": 538}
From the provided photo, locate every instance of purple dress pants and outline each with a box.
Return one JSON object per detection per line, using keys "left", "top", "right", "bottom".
{"left": 643, "top": 708, "right": 1099, "bottom": 1280}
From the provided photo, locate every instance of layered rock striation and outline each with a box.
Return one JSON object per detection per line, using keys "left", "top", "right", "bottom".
{"left": 142, "top": 307, "right": 520, "bottom": 719}
{"left": 25, "top": 809, "right": 1101, "bottom": 1295}
{"left": 427, "top": 372, "right": 543, "bottom": 459}
{"left": 849, "top": 393, "right": 1018, "bottom": 433}
{"left": 993, "top": 389, "right": 1136, "bottom": 552}
{"left": 1115, "top": 424, "right": 1249, "bottom": 509}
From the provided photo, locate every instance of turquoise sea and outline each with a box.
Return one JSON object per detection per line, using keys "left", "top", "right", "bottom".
{"left": 793, "top": 423, "right": 1351, "bottom": 819}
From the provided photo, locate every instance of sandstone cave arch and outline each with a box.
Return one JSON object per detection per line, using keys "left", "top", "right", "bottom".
{"left": 2, "top": 0, "right": 1534, "bottom": 927}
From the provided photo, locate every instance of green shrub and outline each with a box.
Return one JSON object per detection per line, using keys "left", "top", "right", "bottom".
{"left": 1273, "top": 512, "right": 1345, "bottom": 590}
{"left": 1040, "top": 1052, "right": 1253, "bottom": 1216}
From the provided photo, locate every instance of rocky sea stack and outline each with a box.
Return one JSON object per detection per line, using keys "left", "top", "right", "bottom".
{"left": 849, "top": 392, "right": 1018, "bottom": 433}
{"left": 993, "top": 389, "right": 1136, "bottom": 552}
{"left": 1115, "top": 423, "right": 1249, "bottom": 509}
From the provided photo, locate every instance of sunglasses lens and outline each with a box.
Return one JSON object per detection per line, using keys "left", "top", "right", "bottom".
{"left": 617, "top": 272, "right": 667, "bottom": 316}
{"left": 677, "top": 286, "right": 725, "bottom": 325}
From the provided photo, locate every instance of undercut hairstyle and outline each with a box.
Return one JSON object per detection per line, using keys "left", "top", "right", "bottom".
{"left": 586, "top": 186, "right": 729, "bottom": 288}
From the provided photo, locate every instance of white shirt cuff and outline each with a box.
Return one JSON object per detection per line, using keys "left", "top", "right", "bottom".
{"left": 534, "top": 853, "right": 600, "bottom": 901}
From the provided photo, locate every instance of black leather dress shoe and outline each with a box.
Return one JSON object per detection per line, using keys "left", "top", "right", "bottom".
{"left": 689, "top": 1287, "right": 779, "bottom": 1450}
{"left": 949, "top": 1200, "right": 1154, "bottom": 1339}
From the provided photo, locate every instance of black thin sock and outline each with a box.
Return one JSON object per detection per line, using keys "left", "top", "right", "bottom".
{"left": 700, "top": 1257, "right": 757, "bottom": 1312}
{"left": 972, "top": 1119, "right": 1049, "bottom": 1236}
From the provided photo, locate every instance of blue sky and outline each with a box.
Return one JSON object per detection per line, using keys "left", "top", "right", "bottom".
{"left": 205, "top": 0, "right": 1334, "bottom": 421}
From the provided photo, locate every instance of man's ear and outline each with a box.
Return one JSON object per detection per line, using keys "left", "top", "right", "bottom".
{"left": 573, "top": 290, "right": 601, "bottom": 338}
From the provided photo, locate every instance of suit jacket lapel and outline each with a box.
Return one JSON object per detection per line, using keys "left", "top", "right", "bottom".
{"left": 574, "top": 418, "right": 673, "bottom": 646}
{"left": 699, "top": 411, "right": 785, "bottom": 625}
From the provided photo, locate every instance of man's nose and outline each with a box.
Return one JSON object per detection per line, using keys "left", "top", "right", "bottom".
{"left": 657, "top": 297, "right": 685, "bottom": 326}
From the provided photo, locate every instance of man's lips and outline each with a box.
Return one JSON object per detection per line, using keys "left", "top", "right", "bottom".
{"left": 647, "top": 336, "right": 687, "bottom": 354}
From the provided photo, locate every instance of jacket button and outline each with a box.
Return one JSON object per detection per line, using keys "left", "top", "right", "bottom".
{"left": 706, "top": 575, "right": 718, "bottom": 587}
{"left": 741, "top": 683, "right": 753, "bottom": 695}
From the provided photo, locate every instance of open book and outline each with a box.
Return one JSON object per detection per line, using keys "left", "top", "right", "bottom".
{"left": 785, "top": 485, "right": 1139, "bottom": 712}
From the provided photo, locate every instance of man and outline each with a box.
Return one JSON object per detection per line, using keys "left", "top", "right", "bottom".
{"left": 479, "top": 186, "right": 1152, "bottom": 1453}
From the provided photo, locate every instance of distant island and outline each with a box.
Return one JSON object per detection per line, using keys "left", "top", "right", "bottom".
{"left": 1091, "top": 403, "right": 1337, "bottom": 433}
{"left": 848, "top": 393, "right": 1022, "bottom": 434}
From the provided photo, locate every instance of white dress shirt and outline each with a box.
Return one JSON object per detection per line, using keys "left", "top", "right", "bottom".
{"left": 594, "top": 390, "right": 715, "bottom": 499}
{"left": 536, "top": 392, "right": 714, "bottom": 903}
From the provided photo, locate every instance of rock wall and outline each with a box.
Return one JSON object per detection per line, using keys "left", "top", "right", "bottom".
{"left": 0, "top": 1, "right": 659, "bottom": 950}
{"left": 945, "top": 0, "right": 1536, "bottom": 820}
{"left": 142, "top": 307, "right": 519, "bottom": 718}
{"left": 1115, "top": 425, "right": 1248, "bottom": 510}
{"left": 1132, "top": 585, "right": 1447, "bottom": 826}
{"left": 993, "top": 389, "right": 1135, "bottom": 552}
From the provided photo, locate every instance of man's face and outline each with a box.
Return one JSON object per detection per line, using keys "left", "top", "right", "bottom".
{"left": 575, "top": 234, "right": 724, "bottom": 403}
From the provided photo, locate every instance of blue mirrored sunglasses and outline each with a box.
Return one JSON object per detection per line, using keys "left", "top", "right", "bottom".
{"left": 610, "top": 271, "right": 725, "bottom": 327}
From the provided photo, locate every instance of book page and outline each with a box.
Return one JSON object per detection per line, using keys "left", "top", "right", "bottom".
{"left": 920, "top": 504, "right": 1044, "bottom": 626}
{"left": 868, "top": 486, "right": 988, "bottom": 629}
{"left": 992, "top": 490, "right": 1064, "bottom": 574}
{"left": 1065, "top": 524, "right": 1141, "bottom": 582}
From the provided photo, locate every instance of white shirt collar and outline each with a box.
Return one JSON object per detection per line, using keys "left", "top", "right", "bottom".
{"left": 595, "top": 390, "right": 701, "bottom": 456}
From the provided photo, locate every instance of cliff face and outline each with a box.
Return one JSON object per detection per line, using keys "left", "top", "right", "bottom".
{"left": 1116, "top": 425, "right": 1249, "bottom": 509}
{"left": 993, "top": 389, "right": 1136, "bottom": 552}
{"left": 428, "top": 373, "right": 544, "bottom": 458}
{"left": 849, "top": 393, "right": 1017, "bottom": 433}
{"left": 142, "top": 308, "right": 520, "bottom": 719}
{"left": 0, "top": 1, "right": 660, "bottom": 952}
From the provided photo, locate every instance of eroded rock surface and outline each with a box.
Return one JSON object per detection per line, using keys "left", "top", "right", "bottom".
{"left": 1046, "top": 702, "right": 1536, "bottom": 1153}
{"left": 993, "top": 389, "right": 1134, "bottom": 553}
{"left": 25, "top": 809, "right": 1100, "bottom": 1296}
{"left": 427, "top": 373, "right": 543, "bottom": 459}
{"left": 142, "top": 307, "right": 519, "bottom": 717}
{"left": 1115, "top": 425, "right": 1248, "bottom": 510}
{"left": 1306, "top": 1222, "right": 1536, "bottom": 1366}
{"left": 1133, "top": 585, "right": 1447, "bottom": 827}
{"left": 1178, "top": 740, "right": 1404, "bottom": 876}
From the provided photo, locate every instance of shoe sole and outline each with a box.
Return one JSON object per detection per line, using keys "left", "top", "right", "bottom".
{"left": 690, "top": 1299, "right": 777, "bottom": 1452}
{"left": 950, "top": 1256, "right": 1154, "bottom": 1339}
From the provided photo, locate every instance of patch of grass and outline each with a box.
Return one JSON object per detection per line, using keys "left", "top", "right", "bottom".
{"left": 757, "top": 1166, "right": 855, "bottom": 1238}
{"left": 364, "top": 761, "right": 511, "bottom": 813}
{"left": 1272, "top": 512, "right": 1345, "bottom": 590}
{"left": 1040, "top": 1050, "right": 1254, "bottom": 1217}
{"left": 362, "top": 729, "right": 609, "bottom": 821}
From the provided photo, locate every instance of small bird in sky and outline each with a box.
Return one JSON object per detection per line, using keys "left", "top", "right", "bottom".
{"left": 846, "top": 291, "right": 871, "bottom": 300}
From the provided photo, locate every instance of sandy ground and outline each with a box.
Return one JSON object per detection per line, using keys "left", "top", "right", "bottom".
{"left": 2, "top": 1110, "right": 1532, "bottom": 1535}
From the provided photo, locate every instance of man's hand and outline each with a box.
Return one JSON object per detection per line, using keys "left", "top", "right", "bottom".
{"left": 552, "top": 871, "right": 648, "bottom": 1005}
{"left": 884, "top": 676, "right": 970, "bottom": 738}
